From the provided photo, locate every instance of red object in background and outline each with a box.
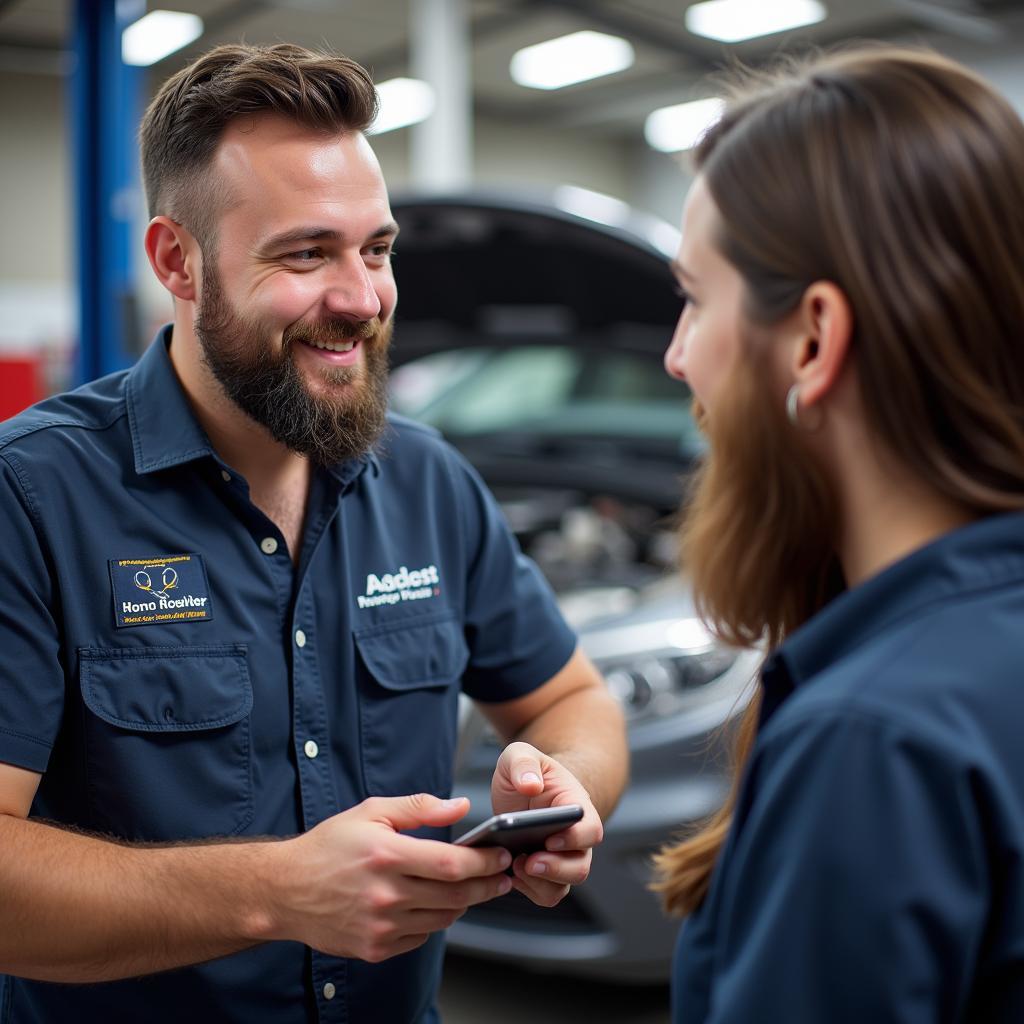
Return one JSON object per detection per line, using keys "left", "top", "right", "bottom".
{"left": 0, "top": 357, "right": 44, "bottom": 422}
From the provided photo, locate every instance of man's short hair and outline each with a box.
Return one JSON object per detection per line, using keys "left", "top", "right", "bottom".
{"left": 139, "top": 43, "right": 378, "bottom": 249}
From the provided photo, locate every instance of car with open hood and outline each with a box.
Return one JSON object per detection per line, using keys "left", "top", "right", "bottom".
{"left": 388, "top": 191, "right": 759, "bottom": 982}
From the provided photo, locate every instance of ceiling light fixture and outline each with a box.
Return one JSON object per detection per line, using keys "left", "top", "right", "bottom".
{"left": 644, "top": 97, "right": 725, "bottom": 153}
{"left": 685, "top": 0, "right": 827, "bottom": 43}
{"left": 368, "top": 78, "right": 436, "bottom": 134}
{"left": 121, "top": 10, "right": 203, "bottom": 66}
{"left": 510, "top": 30, "right": 635, "bottom": 91}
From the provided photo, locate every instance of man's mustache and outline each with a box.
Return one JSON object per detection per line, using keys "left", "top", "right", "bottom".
{"left": 284, "top": 316, "right": 385, "bottom": 349}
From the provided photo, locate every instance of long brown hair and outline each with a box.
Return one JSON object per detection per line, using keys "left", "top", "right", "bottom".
{"left": 654, "top": 46, "right": 1024, "bottom": 916}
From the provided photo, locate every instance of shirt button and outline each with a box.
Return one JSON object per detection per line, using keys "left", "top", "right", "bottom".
{"left": 260, "top": 537, "right": 278, "bottom": 555}
{"left": 323, "top": 982, "right": 336, "bottom": 1000}
{"left": 295, "top": 629, "right": 307, "bottom": 648}
{"left": 304, "top": 740, "right": 319, "bottom": 759}
{"left": 220, "top": 470, "right": 231, "bottom": 482}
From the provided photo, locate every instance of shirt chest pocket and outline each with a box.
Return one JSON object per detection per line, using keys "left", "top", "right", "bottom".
{"left": 354, "top": 611, "right": 468, "bottom": 800}
{"left": 79, "top": 645, "right": 253, "bottom": 842}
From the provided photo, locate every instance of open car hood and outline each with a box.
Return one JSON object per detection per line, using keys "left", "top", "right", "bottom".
{"left": 389, "top": 191, "right": 680, "bottom": 366}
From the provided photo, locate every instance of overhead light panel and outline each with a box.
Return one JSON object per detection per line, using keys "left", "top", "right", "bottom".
{"left": 368, "top": 78, "right": 436, "bottom": 134}
{"left": 644, "top": 97, "right": 725, "bottom": 153}
{"left": 685, "top": 0, "right": 826, "bottom": 43}
{"left": 121, "top": 10, "right": 203, "bottom": 66}
{"left": 511, "top": 30, "right": 635, "bottom": 91}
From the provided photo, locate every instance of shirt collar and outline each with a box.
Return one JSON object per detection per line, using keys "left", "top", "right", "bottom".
{"left": 126, "top": 325, "right": 379, "bottom": 485}
{"left": 126, "top": 326, "right": 215, "bottom": 475}
{"left": 762, "top": 510, "right": 1024, "bottom": 717}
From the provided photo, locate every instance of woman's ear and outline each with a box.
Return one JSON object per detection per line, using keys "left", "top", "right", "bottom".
{"left": 789, "top": 281, "right": 854, "bottom": 408}
{"left": 144, "top": 217, "right": 200, "bottom": 302}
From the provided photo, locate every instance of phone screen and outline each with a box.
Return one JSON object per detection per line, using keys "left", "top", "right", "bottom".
{"left": 452, "top": 805, "right": 583, "bottom": 855}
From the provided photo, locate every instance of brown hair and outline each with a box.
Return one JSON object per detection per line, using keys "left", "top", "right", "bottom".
{"left": 654, "top": 46, "right": 1024, "bottom": 916}
{"left": 139, "top": 43, "right": 378, "bottom": 248}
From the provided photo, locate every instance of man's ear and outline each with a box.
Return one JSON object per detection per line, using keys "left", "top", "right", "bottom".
{"left": 789, "top": 281, "right": 854, "bottom": 409}
{"left": 144, "top": 216, "right": 200, "bottom": 302}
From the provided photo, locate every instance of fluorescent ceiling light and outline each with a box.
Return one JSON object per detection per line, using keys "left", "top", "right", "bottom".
{"left": 553, "top": 185, "right": 632, "bottom": 229}
{"left": 121, "top": 10, "right": 203, "bottom": 66}
{"left": 644, "top": 97, "right": 725, "bottom": 153}
{"left": 368, "top": 78, "right": 436, "bottom": 135}
{"left": 686, "top": 0, "right": 827, "bottom": 43}
{"left": 511, "top": 31, "right": 635, "bottom": 90}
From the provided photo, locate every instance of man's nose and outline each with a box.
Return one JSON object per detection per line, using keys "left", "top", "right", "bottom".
{"left": 323, "top": 254, "right": 382, "bottom": 322}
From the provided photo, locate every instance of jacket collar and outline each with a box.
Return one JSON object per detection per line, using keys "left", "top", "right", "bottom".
{"left": 761, "top": 510, "right": 1024, "bottom": 722}
{"left": 126, "top": 326, "right": 214, "bottom": 475}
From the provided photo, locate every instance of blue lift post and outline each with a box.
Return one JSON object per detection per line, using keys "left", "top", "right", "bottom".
{"left": 71, "top": 0, "right": 146, "bottom": 386}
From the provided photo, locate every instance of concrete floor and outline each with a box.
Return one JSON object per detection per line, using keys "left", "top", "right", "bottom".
{"left": 438, "top": 952, "right": 671, "bottom": 1023}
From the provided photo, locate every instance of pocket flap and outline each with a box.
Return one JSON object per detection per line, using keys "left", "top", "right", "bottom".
{"left": 79, "top": 645, "right": 252, "bottom": 732}
{"left": 355, "top": 612, "right": 469, "bottom": 690}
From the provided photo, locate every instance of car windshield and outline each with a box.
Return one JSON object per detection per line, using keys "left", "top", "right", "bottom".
{"left": 389, "top": 345, "right": 705, "bottom": 455}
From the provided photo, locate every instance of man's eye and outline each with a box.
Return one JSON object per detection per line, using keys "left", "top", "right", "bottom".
{"left": 674, "top": 284, "right": 692, "bottom": 305}
{"left": 287, "top": 249, "right": 322, "bottom": 262}
{"left": 368, "top": 244, "right": 396, "bottom": 258}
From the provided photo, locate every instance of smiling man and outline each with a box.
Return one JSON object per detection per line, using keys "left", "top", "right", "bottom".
{"left": 0, "top": 44, "right": 626, "bottom": 1023}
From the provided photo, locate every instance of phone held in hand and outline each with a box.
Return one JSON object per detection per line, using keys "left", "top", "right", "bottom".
{"left": 452, "top": 804, "right": 584, "bottom": 855}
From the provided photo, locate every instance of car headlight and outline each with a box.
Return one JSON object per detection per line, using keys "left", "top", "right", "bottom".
{"left": 600, "top": 646, "right": 738, "bottom": 722}
{"left": 581, "top": 615, "right": 742, "bottom": 724}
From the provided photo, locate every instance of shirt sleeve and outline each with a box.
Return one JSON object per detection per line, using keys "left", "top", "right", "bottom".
{"left": 442, "top": 447, "right": 577, "bottom": 702}
{"left": 0, "top": 452, "right": 64, "bottom": 772}
{"left": 698, "top": 706, "right": 988, "bottom": 1024}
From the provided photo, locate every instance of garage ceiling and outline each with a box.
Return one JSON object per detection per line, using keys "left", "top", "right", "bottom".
{"left": 1, "top": 0, "right": 1023, "bottom": 139}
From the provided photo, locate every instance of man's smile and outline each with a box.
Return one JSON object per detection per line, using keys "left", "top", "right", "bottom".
{"left": 295, "top": 335, "right": 362, "bottom": 366}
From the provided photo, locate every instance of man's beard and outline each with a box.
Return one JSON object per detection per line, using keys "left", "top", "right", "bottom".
{"left": 194, "top": 263, "right": 392, "bottom": 466}
{"left": 679, "top": 359, "right": 844, "bottom": 649}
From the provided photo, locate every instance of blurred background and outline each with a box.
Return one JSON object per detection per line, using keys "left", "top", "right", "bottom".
{"left": 2, "top": 0, "right": 1024, "bottom": 414}
{"left": 2, "top": 2, "right": 1024, "bottom": 1019}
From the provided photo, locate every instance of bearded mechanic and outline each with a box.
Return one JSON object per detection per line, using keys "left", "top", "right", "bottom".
{"left": 0, "top": 43, "right": 627, "bottom": 1023}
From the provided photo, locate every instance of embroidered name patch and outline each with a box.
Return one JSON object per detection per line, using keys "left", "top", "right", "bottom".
{"left": 109, "top": 553, "right": 213, "bottom": 629}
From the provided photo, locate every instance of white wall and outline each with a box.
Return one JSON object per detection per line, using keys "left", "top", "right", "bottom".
{"left": 0, "top": 72, "right": 72, "bottom": 355}
{"left": 371, "top": 116, "right": 632, "bottom": 199}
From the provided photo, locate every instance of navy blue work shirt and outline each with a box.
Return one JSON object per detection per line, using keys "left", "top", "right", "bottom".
{"left": 672, "top": 511, "right": 1024, "bottom": 1022}
{"left": 0, "top": 327, "right": 576, "bottom": 1024}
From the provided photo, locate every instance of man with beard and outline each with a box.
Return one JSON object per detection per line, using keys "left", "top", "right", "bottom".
{"left": 0, "top": 43, "right": 627, "bottom": 1023}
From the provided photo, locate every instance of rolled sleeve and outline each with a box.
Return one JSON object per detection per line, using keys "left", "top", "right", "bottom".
{"left": 701, "top": 709, "right": 987, "bottom": 1024}
{"left": 0, "top": 453, "right": 64, "bottom": 772}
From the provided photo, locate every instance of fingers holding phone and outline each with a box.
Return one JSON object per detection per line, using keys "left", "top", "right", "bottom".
{"left": 276, "top": 793, "right": 513, "bottom": 963}
{"left": 509, "top": 846, "right": 592, "bottom": 907}
{"left": 489, "top": 742, "right": 607, "bottom": 906}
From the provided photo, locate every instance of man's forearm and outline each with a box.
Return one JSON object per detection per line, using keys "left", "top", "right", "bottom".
{"left": 514, "top": 687, "right": 628, "bottom": 819}
{"left": 0, "top": 813, "right": 280, "bottom": 983}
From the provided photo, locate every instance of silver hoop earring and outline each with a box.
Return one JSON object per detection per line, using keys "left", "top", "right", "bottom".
{"left": 786, "top": 383, "right": 822, "bottom": 431}
{"left": 786, "top": 383, "right": 802, "bottom": 428}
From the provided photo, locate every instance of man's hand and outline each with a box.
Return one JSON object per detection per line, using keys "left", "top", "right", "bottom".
{"left": 490, "top": 741, "right": 604, "bottom": 907}
{"left": 268, "top": 794, "right": 512, "bottom": 962}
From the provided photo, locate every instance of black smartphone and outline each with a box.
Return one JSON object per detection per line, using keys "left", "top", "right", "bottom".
{"left": 452, "top": 804, "right": 584, "bottom": 855}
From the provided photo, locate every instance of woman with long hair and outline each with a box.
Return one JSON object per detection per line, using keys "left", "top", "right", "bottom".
{"left": 655, "top": 47, "right": 1024, "bottom": 1022}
